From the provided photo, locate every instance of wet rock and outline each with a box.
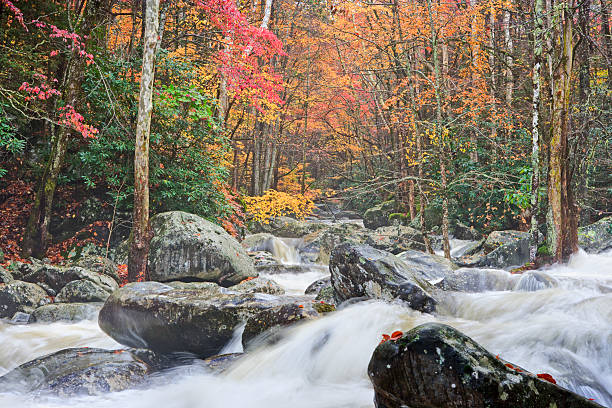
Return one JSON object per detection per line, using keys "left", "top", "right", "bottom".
{"left": 456, "top": 230, "right": 530, "bottom": 269}
{"left": 74, "top": 255, "right": 120, "bottom": 282}
{"left": 452, "top": 221, "right": 484, "bottom": 241}
{"left": 439, "top": 268, "right": 517, "bottom": 292}
{"left": 368, "top": 323, "right": 603, "bottom": 408}
{"left": 55, "top": 280, "right": 111, "bottom": 303}
{"left": 365, "top": 225, "right": 426, "bottom": 253}
{"left": 22, "top": 265, "right": 118, "bottom": 294}
{"left": 397, "top": 249, "right": 457, "bottom": 281}
{"left": 10, "top": 311, "right": 31, "bottom": 324}
{"left": 363, "top": 200, "right": 396, "bottom": 230}
{"left": 242, "top": 301, "right": 320, "bottom": 348}
{"left": 0, "top": 347, "right": 155, "bottom": 396}
{"left": 300, "top": 222, "right": 367, "bottom": 264}
{"left": 99, "top": 281, "right": 313, "bottom": 357}
{"left": 29, "top": 302, "right": 102, "bottom": 323}
{"left": 578, "top": 216, "right": 612, "bottom": 254}
{"left": 256, "top": 263, "right": 314, "bottom": 275}
{"left": 329, "top": 244, "right": 436, "bottom": 313}
{"left": 0, "top": 266, "right": 14, "bottom": 284}
{"left": 147, "top": 211, "right": 256, "bottom": 286}
{"left": 251, "top": 216, "right": 327, "bottom": 238}
{"left": 314, "top": 286, "right": 336, "bottom": 305}
{"left": 241, "top": 233, "right": 276, "bottom": 251}
{"left": 248, "top": 250, "right": 278, "bottom": 268}
{"left": 305, "top": 276, "right": 331, "bottom": 295}
{"left": 230, "top": 277, "right": 285, "bottom": 295}
{"left": 515, "top": 271, "right": 559, "bottom": 292}
{"left": 201, "top": 353, "right": 243, "bottom": 374}
{"left": 0, "top": 281, "right": 50, "bottom": 318}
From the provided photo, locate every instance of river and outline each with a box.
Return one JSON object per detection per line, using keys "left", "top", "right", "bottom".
{"left": 0, "top": 235, "right": 610, "bottom": 408}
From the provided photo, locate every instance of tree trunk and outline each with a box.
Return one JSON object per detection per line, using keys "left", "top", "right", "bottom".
{"left": 547, "top": 2, "right": 577, "bottom": 262}
{"left": 530, "top": 0, "right": 544, "bottom": 261}
{"left": 503, "top": 9, "right": 514, "bottom": 106}
{"left": 128, "top": 0, "right": 159, "bottom": 282}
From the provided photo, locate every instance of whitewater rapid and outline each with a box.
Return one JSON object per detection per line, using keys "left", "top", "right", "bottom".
{"left": 0, "top": 246, "right": 610, "bottom": 408}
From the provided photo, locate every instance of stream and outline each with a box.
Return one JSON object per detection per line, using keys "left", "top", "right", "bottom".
{"left": 0, "top": 230, "right": 611, "bottom": 408}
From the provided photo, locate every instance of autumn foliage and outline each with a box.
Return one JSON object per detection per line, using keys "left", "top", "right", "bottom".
{"left": 243, "top": 190, "right": 314, "bottom": 223}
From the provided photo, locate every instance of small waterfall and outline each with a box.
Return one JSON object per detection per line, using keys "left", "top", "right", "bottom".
{"left": 270, "top": 237, "right": 302, "bottom": 265}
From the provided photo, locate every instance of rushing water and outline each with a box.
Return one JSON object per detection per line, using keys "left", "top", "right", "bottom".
{"left": 0, "top": 239, "right": 610, "bottom": 407}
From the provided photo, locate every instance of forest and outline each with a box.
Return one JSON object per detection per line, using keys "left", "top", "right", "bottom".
{"left": 0, "top": 0, "right": 610, "bottom": 407}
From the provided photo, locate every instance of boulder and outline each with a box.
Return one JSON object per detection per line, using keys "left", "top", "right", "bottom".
{"left": 363, "top": 200, "right": 395, "bottom": 230}
{"left": 315, "top": 286, "right": 336, "bottom": 305}
{"left": 396, "top": 249, "right": 457, "bottom": 281}
{"left": 74, "top": 255, "right": 120, "bottom": 282}
{"left": 329, "top": 244, "right": 436, "bottom": 313}
{"left": 368, "top": 323, "right": 603, "bottom": 408}
{"left": 251, "top": 216, "right": 327, "bottom": 238}
{"left": 241, "top": 233, "right": 277, "bottom": 251}
{"left": 578, "top": 216, "right": 612, "bottom": 253}
{"left": 0, "top": 281, "right": 50, "bottom": 318}
{"left": 452, "top": 221, "right": 484, "bottom": 241}
{"left": 456, "top": 230, "right": 530, "bottom": 269}
{"left": 0, "top": 266, "right": 14, "bottom": 284}
{"left": 305, "top": 276, "right": 331, "bottom": 295}
{"left": 439, "top": 268, "right": 517, "bottom": 292}
{"left": 229, "top": 277, "right": 285, "bottom": 295}
{"left": 55, "top": 280, "right": 112, "bottom": 303}
{"left": 29, "top": 302, "right": 102, "bottom": 323}
{"left": 22, "top": 265, "right": 118, "bottom": 294}
{"left": 147, "top": 211, "right": 256, "bottom": 286}
{"left": 99, "top": 281, "right": 315, "bottom": 357}
{"left": 0, "top": 347, "right": 162, "bottom": 396}
{"left": 365, "top": 225, "right": 426, "bottom": 253}
{"left": 300, "top": 222, "right": 367, "bottom": 264}
{"left": 242, "top": 301, "right": 321, "bottom": 348}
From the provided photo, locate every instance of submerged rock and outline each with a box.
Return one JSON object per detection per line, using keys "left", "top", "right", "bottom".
{"left": 201, "top": 353, "right": 243, "bottom": 374}
{"left": 0, "top": 281, "right": 50, "bottom": 318}
{"left": 329, "top": 244, "right": 436, "bottom": 313}
{"left": 578, "top": 216, "right": 612, "bottom": 253}
{"left": 147, "top": 211, "right": 257, "bottom": 286}
{"left": 99, "top": 281, "right": 316, "bottom": 357}
{"left": 368, "top": 323, "right": 603, "bottom": 408}
{"left": 515, "top": 271, "right": 559, "bottom": 292}
{"left": 0, "top": 347, "right": 159, "bottom": 396}
{"left": 29, "top": 302, "right": 102, "bottom": 323}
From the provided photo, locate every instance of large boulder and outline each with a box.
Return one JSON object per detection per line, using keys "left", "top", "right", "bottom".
{"left": 365, "top": 225, "right": 426, "bottom": 253}
{"left": 251, "top": 216, "right": 327, "bottom": 238}
{"left": 329, "top": 244, "right": 437, "bottom": 313}
{"left": 0, "top": 281, "right": 50, "bottom": 318}
{"left": 29, "top": 302, "right": 102, "bottom": 323}
{"left": 147, "top": 211, "right": 257, "bottom": 286}
{"left": 456, "top": 230, "right": 530, "bottom": 269}
{"left": 22, "top": 265, "right": 118, "bottom": 294}
{"left": 439, "top": 268, "right": 518, "bottom": 292}
{"left": 55, "top": 280, "right": 112, "bottom": 303}
{"left": 73, "top": 255, "right": 120, "bottom": 283}
{"left": 0, "top": 266, "right": 14, "bottom": 284}
{"left": 368, "top": 323, "right": 603, "bottom": 408}
{"left": 363, "top": 200, "right": 395, "bottom": 230}
{"left": 0, "top": 347, "right": 164, "bottom": 396}
{"left": 99, "top": 281, "right": 315, "bottom": 357}
{"left": 300, "top": 222, "right": 368, "bottom": 264}
{"left": 452, "top": 221, "right": 484, "bottom": 241}
{"left": 578, "top": 216, "right": 612, "bottom": 253}
{"left": 397, "top": 249, "right": 457, "bottom": 281}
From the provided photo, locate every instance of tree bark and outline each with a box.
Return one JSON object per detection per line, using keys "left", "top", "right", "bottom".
{"left": 128, "top": 0, "right": 159, "bottom": 282}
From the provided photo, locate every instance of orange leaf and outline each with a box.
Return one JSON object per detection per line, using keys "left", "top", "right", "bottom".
{"left": 536, "top": 373, "right": 556, "bottom": 384}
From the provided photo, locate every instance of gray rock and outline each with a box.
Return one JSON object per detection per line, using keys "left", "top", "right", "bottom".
{"left": 98, "top": 281, "right": 314, "bottom": 357}
{"left": 0, "top": 281, "right": 50, "bottom": 318}
{"left": 440, "top": 268, "right": 517, "bottom": 292}
{"left": 74, "top": 255, "right": 120, "bottom": 282}
{"left": 29, "top": 302, "right": 102, "bottom": 323}
{"left": 363, "top": 200, "right": 395, "bottom": 230}
{"left": 315, "top": 286, "right": 336, "bottom": 305}
{"left": 368, "top": 323, "right": 603, "bottom": 408}
{"left": 0, "top": 347, "right": 155, "bottom": 396}
{"left": 515, "top": 271, "right": 559, "bottom": 292}
{"left": 457, "top": 230, "right": 530, "bottom": 269}
{"left": 397, "top": 249, "right": 457, "bottom": 281}
{"left": 56, "top": 280, "right": 111, "bottom": 303}
{"left": 0, "top": 266, "right": 14, "bottom": 284}
{"left": 10, "top": 311, "right": 31, "bottom": 324}
{"left": 365, "top": 225, "right": 426, "bottom": 253}
{"left": 229, "top": 277, "right": 285, "bottom": 295}
{"left": 452, "top": 221, "right": 484, "bottom": 241}
{"left": 22, "top": 265, "right": 118, "bottom": 293}
{"left": 578, "top": 216, "right": 612, "bottom": 253}
{"left": 241, "top": 233, "right": 277, "bottom": 251}
{"left": 300, "top": 222, "right": 367, "bottom": 264}
{"left": 329, "top": 244, "right": 437, "bottom": 312}
{"left": 147, "top": 211, "right": 256, "bottom": 286}
{"left": 248, "top": 250, "right": 278, "bottom": 268}
{"left": 305, "top": 276, "right": 331, "bottom": 295}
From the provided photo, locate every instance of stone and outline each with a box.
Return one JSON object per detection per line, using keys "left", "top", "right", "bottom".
{"left": 515, "top": 271, "right": 559, "bottom": 292}
{"left": 22, "top": 265, "right": 118, "bottom": 293}
{"left": 329, "top": 243, "right": 437, "bottom": 313}
{"left": 365, "top": 225, "right": 426, "bottom": 253}
{"left": 396, "top": 249, "right": 457, "bottom": 281}
{"left": 456, "top": 230, "right": 530, "bottom": 269}
{"left": 0, "top": 266, "right": 14, "bottom": 284}
{"left": 74, "top": 255, "right": 120, "bottom": 282}
{"left": 241, "top": 233, "right": 277, "bottom": 251}
{"left": 0, "top": 347, "right": 159, "bottom": 396}
{"left": 201, "top": 353, "right": 243, "bottom": 374}
{"left": 305, "top": 276, "right": 331, "bottom": 295}
{"left": 229, "top": 277, "right": 285, "bottom": 295}
{"left": 29, "top": 302, "right": 102, "bottom": 323}
{"left": 99, "top": 281, "right": 314, "bottom": 357}
{"left": 300, "top": 222, "right": 368, "bottom": 264}
{"left": 0, "top": 281, "right": 50, "bottom": 318}
{"left": 55, "top": 280, "right": 111, "bottom": 303}
{"left": 363, "top": 200, "right": 395, "bottom": 230}
{"left": 147, "top": 211, "right": 256, "bottom": 286}
{"left": 452, "top": 221, "right": 484, "bottom": 241}
{"left": 578, "top": 216, "right": 612, "bottom": 254}
{"left": 439, "top": 268, "right": 517, "bottom": 292}
{"left": 368, "top": 323, "right": 603, "bottom": 408}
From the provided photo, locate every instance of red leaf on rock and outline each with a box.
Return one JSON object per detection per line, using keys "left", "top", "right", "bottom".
{"left": 390, "top": 331, "right": 403, "bottom": 341}
{"left": 537, "top": 373, "right": 556, "bottom": 384}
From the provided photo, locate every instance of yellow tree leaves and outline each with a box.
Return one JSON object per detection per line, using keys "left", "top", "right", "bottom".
{"left": 243, "top": 189, "right": 314, "bottom": 223}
